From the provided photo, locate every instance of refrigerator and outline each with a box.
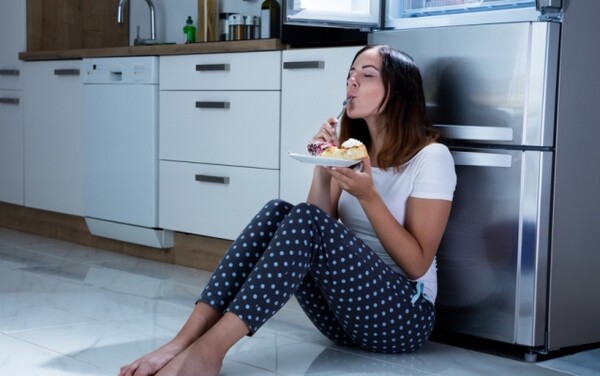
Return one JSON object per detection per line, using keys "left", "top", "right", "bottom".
{"left": 283, "top": 0, "right": 600, "bottom": 358}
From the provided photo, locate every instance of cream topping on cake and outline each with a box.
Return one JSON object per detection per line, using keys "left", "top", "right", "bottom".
{"left": 341, "top": 138, "right": 363, "bottom": 149}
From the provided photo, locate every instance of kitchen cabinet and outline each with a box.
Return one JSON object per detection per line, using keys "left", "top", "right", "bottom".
{"left": 0, "top": 1, "right": 26, "bottom": 77}
{"left": 280, "top": 46, "right": 363, "bottom": 204}
{"left": 0, "top": 90, "right": 24, "bottom": 205}
{"left": 22, "top": 60, "right": 84, "bottom": 216}
{"left": 159, "top": 51, "right": 281, "bottom": 240}
{"left": 0, "top": 0, "right": 26, "bottom": 205}
{"left": 26, "top": 0, "right": 129, "bottom": 51}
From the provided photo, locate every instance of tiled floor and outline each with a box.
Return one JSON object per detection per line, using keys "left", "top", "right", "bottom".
{"left": 1, "top": 227, "right": 599, "bottom": 376}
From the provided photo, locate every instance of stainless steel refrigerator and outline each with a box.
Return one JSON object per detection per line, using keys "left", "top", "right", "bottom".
{"left": 284, "top": 0, "right": 600, "bottom": 358}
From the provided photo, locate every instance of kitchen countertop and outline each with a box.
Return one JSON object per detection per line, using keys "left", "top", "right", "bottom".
{"left": 19, "top": 39, "right": 286, "bottom": 61}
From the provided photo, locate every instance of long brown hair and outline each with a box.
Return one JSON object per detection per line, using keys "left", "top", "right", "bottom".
{"left": 339, "top": 45, "right": 439, "bottom": 170}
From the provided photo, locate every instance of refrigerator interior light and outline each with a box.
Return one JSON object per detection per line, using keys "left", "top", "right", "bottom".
{"left": 294, "top": 0, "right": 369, "bottom": 13}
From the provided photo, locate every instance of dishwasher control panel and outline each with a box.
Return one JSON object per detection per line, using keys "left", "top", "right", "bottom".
{"left": 83, "top": 56, "right": 159, "bottom": 84}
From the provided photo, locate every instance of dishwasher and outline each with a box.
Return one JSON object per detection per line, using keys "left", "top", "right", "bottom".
{"left": 82, "top": 56, "right": 173, "bottom": 248}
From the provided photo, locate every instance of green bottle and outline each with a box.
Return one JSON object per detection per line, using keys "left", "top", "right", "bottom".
{"left": 183, "top": 16, "right": 196, "bottom": 43}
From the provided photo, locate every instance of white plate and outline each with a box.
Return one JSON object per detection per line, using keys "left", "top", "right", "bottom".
{"left": 288, "top": 152, "right": 359, "bottom": 167}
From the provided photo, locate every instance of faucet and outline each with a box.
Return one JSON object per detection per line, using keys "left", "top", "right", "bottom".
{"left": 117, "top": 0, "right": 156, "bottom": 43}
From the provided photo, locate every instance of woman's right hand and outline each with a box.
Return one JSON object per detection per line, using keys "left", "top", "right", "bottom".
{"left": 312, "top": 117, "right": 339, "bottom": 146}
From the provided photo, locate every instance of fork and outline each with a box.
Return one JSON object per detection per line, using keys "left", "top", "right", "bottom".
{"left": 337, "top": 98, "right": 351, "bottom": 121}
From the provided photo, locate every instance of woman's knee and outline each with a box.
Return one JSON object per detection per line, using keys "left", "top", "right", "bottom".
{"left": 259, "top": 199, "right": 294, "bottom": 217}
{"left": 289, "top": 202, "right": 325, "bottom": 219}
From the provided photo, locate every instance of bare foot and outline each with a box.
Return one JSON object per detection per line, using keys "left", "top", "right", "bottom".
{"left": 156, "top": 340, "right": 223, "bottom": 376}
{"left": 118, "top": 343, "right": 181, "bottom": 376}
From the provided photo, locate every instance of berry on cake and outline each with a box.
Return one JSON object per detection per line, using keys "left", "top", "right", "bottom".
{"left": 307, "top": 138, "right": 368, "bottom": 160}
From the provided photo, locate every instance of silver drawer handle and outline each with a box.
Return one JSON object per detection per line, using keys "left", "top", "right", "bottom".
{"left": 283, "top": 61, "right": 325, "bottom": 70}
{"left": 195, "top": 174, "right": 230, "bottom": 185}
{"left": 0, "top": 97, "right": 20, "bottom": 105}
{"left": 54, "top": 69, "right": 81, "bottom": 76}
{"left": 195, "top": 101, "right": 230, "bottom": 109}
{"left": 195, "top": 64, "right": 231, "bottom": 72}
{"left": 0, "top": 69, "right": 20, "bottom": 76}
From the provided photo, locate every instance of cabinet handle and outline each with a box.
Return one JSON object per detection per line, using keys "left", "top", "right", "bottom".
{"left": 283, "top": 61, "right": 325, "bottom": 70}
{"left": 0, "top": 69, "right": 20, "bottom": 76}
{"left": 54, "top": 69, "right": 81, "bottom": 76}
{"left": 195, "top": 101, "right": 230, "bottom": 109}
{"left": 0, "top": 97, "right": 20, "bottom": 105}
{"left": 195, "top": 174, "right": 230, "bottom": 185}
{"left": 195, "top": 64, "right": 231, "bottom": 72}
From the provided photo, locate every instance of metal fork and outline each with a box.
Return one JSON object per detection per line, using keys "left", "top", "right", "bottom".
{"left": 337, "top": 98, "right": 351, "bottom": 121}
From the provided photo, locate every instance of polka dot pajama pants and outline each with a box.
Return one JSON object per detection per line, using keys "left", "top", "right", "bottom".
{"left": 197, "top": 199, "right": 435, "bottom": 354}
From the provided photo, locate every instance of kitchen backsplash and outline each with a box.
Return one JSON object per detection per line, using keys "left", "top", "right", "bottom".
{"left": 129, "top": 0, "right": 273, "bottom": 45}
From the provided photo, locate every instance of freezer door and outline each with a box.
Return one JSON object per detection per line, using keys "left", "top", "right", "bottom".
{"left": 284, "top": 0, "right": 383, "bottom": 30}
{"left": 435, "top": 148, "right": 552, "bottom": 346}
{"left": 371, "top": 22, "right": 559, "bottom": 148}
{"left": 385, "top": 0, "right": 541, "bottom": 29}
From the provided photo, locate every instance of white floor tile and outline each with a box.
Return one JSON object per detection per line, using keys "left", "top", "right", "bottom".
{"left": 1, "top": 228, "right": 598, "bottom": 376}
{"left": 0, "top": 332, "right": 112, "bottom": 375}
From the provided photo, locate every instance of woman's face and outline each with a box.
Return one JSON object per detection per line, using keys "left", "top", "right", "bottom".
{"left": 345, "top": 48, "right": 385, "bottom": 123}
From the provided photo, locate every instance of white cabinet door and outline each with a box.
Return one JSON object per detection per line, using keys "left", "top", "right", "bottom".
{"left": 0, "top": 0, "right": 25, "bottom": 204}
{"left": 0, "top": 0, "right": 25, "bottom": 91}
{"left": 0, "top": 90, "right": 23, "bottom": 205}
{"left": 23, "top": 61, "right": 84, "bottom": 216}
{"left": 160, "top": 51, "right": 281, "bottom": 91}
{"left": 160, "top": 161, "right": 279, "bottom": 240}
{"left": 160, "top": 90, "right": 280, "bottom": 168}
{"left": 280, "top": 46, "right": 363, "bottom": 204}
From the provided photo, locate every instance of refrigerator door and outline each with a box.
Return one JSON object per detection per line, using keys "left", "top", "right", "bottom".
{"left": 435, "top": 148, "right": 552, "bottom": 346}
{"left": 283, "top": 0, "right": 383, "bottom": 30}
{"left": 283, "top": 0, "right": 562, "bottom": 31}
{"left": 371, "top": 22, "right": 559, "bottom": 148}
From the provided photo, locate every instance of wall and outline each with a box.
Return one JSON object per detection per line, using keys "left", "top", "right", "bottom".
{"left": 129, "top": 0, "right": 272, "bottom": 45}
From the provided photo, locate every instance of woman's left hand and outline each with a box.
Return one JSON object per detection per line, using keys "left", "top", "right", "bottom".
{"left": 328, "top": 158, "right": 375, "bottom": 201}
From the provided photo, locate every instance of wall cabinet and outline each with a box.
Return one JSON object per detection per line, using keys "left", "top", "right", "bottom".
{"left": 280, "top": 46, "right": 363, "bottom": 204}
{"left": 26, "top": 0, "right": 129, "bottom": 51}
{"left": 22, "top": 60, "right": 84, "bottom": 216}
{"left": 159, "top": 51, "right": 281, "bottom": 240}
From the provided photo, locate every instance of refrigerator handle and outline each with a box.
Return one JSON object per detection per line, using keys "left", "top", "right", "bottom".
{"left": 451, "top": 151, "right": 512, "bottom": 168}
{"left": 435, "top": 124, "right": 514, "bottom": 142}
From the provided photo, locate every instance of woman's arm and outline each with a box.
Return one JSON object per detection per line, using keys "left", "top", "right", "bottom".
{"left": 328, "top": 158, "right": 452, "bottom": 279}
{"left": 306, "top": 166, "right": 341, "bottom": 217}
{"left": 360, "top": 193, "right": 452, "bottom": 279}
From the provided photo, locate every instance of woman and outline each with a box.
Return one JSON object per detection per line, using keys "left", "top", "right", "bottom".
{"left": 119, "top": 45, "right": 456, "bottom": 376}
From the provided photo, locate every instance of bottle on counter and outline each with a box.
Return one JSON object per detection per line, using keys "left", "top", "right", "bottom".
{"left": 183, "top": 16, "right": 196, "bottom": 43}
{"left": 261, "top": 0, "right": 281, "bottom": 39}
{"left": 228, "top": 14, "right": 245, "bottom": 41}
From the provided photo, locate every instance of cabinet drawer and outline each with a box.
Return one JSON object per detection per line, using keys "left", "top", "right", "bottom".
{"left": 160, "top": 51, "right": 281, "bottom": 90}
{"left": 160, "top": 90, "right": 280, "bottom": 169}
{"left": 159, "top": 161, "right": 279, "bottom": 240}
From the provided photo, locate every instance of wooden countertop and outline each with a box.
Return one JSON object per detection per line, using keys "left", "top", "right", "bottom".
{"left": 19, "top": 39, "right": 286, "bottom": 61}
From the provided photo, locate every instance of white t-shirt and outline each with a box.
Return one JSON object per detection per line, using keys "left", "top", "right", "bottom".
{"left": 337, "top": 143, "right": 456, "bottom": 303}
